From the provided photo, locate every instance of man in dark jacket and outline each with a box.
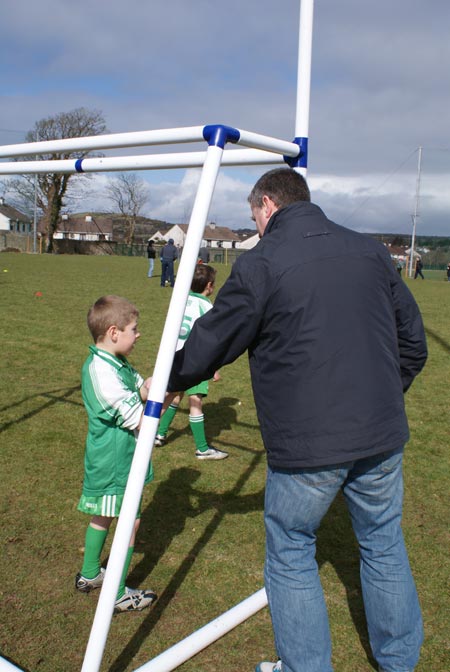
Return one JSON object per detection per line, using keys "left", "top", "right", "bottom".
{"left": 168, "top": 168, "right": 427, "bottom": 672}
{"left": 160, "top": 238, "right": 178, "bottom": 287}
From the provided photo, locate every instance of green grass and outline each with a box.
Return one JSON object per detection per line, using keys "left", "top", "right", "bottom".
{"left": 0, "top": 254, "right": 449, "bottom": 672}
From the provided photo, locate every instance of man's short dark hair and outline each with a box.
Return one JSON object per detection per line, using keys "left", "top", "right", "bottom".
{"left": 248, "top": 168, "right": 311, "bottom": 209}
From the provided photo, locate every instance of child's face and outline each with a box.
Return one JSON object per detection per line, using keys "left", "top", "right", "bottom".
{"left": 116, "top": 319, "right": 140, "bottom": 356}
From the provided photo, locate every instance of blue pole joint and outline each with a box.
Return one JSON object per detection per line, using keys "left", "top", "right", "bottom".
{"left": 144, "top": 399, "right": 163, "bottom": 419}
{"left": 203, "top": 124, "right": 240, "bottom": 149}
{"left": 75, "top": 159, "right": 84, "bottom": 173}
{"left": 284, "top": 137, "right": 308, "bottom": 169}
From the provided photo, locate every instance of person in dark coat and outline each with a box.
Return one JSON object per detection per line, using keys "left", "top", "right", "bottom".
{"left": 167, "top": 168, "right": 427, "bottom": 672}
{"left": 414, "top": 256, "right": 425, "bottom": 279}
{"left": 160, "top": 238, "right": 178, "bottom": 287}
{"left": 198, "top": 246, "right": 210, "bottom": 264}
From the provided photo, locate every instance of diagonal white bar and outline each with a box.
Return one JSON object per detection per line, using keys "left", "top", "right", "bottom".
{"left": 135, "top": 588, "right": 268, "bottom": 672}
{"left": 0, "top": 658, "right": 24, "bottom": 672}
{"left": 80, "top": 143, "right": 226, "bottom": 672}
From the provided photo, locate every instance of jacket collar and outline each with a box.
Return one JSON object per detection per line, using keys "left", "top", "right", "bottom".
{"left": 264, "top": 201, "right": 329, "bottom": 237}
{"left": 89, "top": 345, "right": 127, "bottom": 370}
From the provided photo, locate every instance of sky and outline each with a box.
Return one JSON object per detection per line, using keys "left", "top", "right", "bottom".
{"left": 1, "top": 0, "right": 449, "bottom": 236}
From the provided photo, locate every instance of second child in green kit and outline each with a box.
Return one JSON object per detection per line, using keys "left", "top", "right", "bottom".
{"left": 155, "top": 265, "right": 228, "bottom": 460}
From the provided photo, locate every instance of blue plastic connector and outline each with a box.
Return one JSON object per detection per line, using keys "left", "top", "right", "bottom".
{"left": 75, "top": 159, "right": 84, "bottom": 173}
{"left": 284, "top": 137, "right": 308, "bottom": 169}
{"left": 203, "top": 124, "right": 240, "bottom": 149}
{"left": 144, "top": 400, "right": 163, "bottom": 419}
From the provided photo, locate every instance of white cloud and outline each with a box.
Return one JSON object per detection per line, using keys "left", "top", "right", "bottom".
{"left": 1, "top": 0, "right": 450, "bottom": 235}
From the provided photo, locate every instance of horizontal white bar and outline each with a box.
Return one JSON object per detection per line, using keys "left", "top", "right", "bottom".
{"left": 0, "top": 126, "right": 206, "bottom": 159}
{"left": 135, "top": 588, "right": 268, "bottom": 672}
{"left": 0, "top": 125, "right": 299, "bottom": 161}
{"left": 236, "top": 129, "right": 300, "bottom": 157}
{"left": 0, "top": 149, "right": 285, "bottom": 175}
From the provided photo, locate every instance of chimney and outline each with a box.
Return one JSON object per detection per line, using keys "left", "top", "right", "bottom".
{"left": 85, "top": 215, "right": 92, "bottom": 223}
{"left": 61, "top": 214, "right": 69, "bottom": 221}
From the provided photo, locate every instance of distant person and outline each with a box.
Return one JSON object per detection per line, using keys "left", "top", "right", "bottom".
{"left": 198, "top": 246, "right": 210, "bottom": 264}
{"left": 167, "top": 168, "right": 427, "bottom": 672}
{"left": 155, "top": 264, "right": 228, "bottom": 460}
{"left": 414, "top": 256, "right": 425, "bottom": 280}
{"left": 75, "top": 295, "right": 157, "bottom": 613}
{"left": 160, "top": 238, "right": 178, "bottom": 287}
{"left": 447, "top": 262, "right": 450, "bottom": 282}
{"left": 147, "top": 239, "right": 156, "bottom": 278}
{"left": 396, "top": 259, "right": 403, "bottom": 276}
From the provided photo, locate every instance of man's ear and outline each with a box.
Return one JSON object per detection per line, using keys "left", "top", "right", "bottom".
{"left": 262, "top": 194, "right": 277, "bottom": 219}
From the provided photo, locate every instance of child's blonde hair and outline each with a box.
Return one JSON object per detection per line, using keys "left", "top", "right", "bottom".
{"left": 87, "top": 295, "right": 139, "bottom": 343}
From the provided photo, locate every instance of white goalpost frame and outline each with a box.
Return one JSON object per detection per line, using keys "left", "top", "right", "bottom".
{"left": 0, "top": 2, "right": 314, "bottom": 672}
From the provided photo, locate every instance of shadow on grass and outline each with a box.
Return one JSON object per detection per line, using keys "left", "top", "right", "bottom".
{"left": 154, "top": 396, "right": 261, "bottom": 455}
{"left": 316, "top": 492, "right": 377, "bottom": 670}
{"left": 0, "top": 385, "right": 82, "bottom": 433}
{"left": 107, "top": 394, "right": 377, "bottom": 670}
{"left": 108, "top": 469, "right": 378, "bottom": 672}
{"left": 425, "top": 326, "right": 450, "bottom": 353}
{"left": 108, "top": 452, "right": 265, "bottom": 672}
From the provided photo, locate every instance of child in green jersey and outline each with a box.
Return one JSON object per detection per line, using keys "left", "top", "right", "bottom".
{"left": 75, "top": 295, "right": 157, "bottom": 613}
{"left": 155, "top": 264, "right": 228, "bottom": 460}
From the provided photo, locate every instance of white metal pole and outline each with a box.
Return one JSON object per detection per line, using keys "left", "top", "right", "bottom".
{"left": 0, "top": 149, "right": 288, "bottom": 176}
{"left": 0, "top": 126, "right": 206, "bottom": 159}
{"left": 80, "top": 143, "right": 225, "bottom": 672}
{"left": 0, "top": 125, "right": 300, "bottom": 161}
{"left": 295, "top": 0, "right": 314, "bottom": 176}
{"left": 33, "top": 131, "right": 38, "bottom": 254}
{"left": 408, "top": 146, "right": 422, "bottom": 278}
{"left": 0, "top": 658, "right": 24, "bottom": 672}
{"left": 135, "top": 588, "right": 268, "bottom": 672}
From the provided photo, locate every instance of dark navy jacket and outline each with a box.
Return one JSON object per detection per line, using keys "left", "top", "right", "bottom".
{"left": 169, "top": 201, "right": 427, "bottom": 468}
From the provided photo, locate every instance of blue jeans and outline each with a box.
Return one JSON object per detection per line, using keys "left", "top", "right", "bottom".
{"left": 264, "top": 449, "right": 423, "bottom": 672}
{"left": 161, "top": 259, "right": 174, "bottom": 286}
{"left": 147, "top": 258, "right": 154, "bottom": 277}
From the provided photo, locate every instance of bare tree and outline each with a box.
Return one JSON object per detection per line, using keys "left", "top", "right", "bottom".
{"left": 5, "top": 108, "right": 107, "bottom": 252}
{"left": 106, "top": 173, "right": 150, "bottom": 244}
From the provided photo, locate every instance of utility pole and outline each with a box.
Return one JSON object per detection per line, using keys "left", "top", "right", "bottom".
{"left": 408, "top": 146, "right": 422, "bottom": 277}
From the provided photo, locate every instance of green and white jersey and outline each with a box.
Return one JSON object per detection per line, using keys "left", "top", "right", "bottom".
{"left": 177, "top": 291, "right": 213, "bottom": 351}
{"left": 80, "top": 345, "right": 153, "bottom": 498}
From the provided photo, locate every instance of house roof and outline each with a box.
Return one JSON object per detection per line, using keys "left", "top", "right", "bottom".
{"left": 37, "top": 212, "right": 172, "bottom": 243}
{"left": 37, "top": 213, "right": 114, "bottom": 235}
{"left": 0, "top": 201, "right": 31, "bottom": 223}
{"left": 174, "top": 223, "right": 241, "bottom": 242}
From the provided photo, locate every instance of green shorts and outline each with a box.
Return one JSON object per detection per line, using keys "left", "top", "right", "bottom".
{"left": 77, "top": 493, "right": 142, "bottom": 518}
{"left": 186, "top": 379, "right": 209, "bottom": 396}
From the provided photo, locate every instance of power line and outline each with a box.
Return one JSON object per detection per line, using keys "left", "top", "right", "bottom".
{"left": 341, "top": 148, "right": 420, "bottom": 226}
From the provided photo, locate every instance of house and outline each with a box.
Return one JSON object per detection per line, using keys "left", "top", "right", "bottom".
{"left": 163, "top": 222, "right": 241, "bottom": 249}
{"left": 0, "top": 197, "right": 32, "bottom": 234}
{"left": 47, "top": 213, "right": 114, "bottom": 242}
{"left": 38, "top": 213, "right": 168, "bottom": 244}
{"left": 236, "top": 232, "right": 259, "bottom": 250}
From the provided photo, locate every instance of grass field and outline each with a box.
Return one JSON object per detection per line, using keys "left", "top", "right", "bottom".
{"left": 0, "top": 253, "right": 449, "bottom": 672}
